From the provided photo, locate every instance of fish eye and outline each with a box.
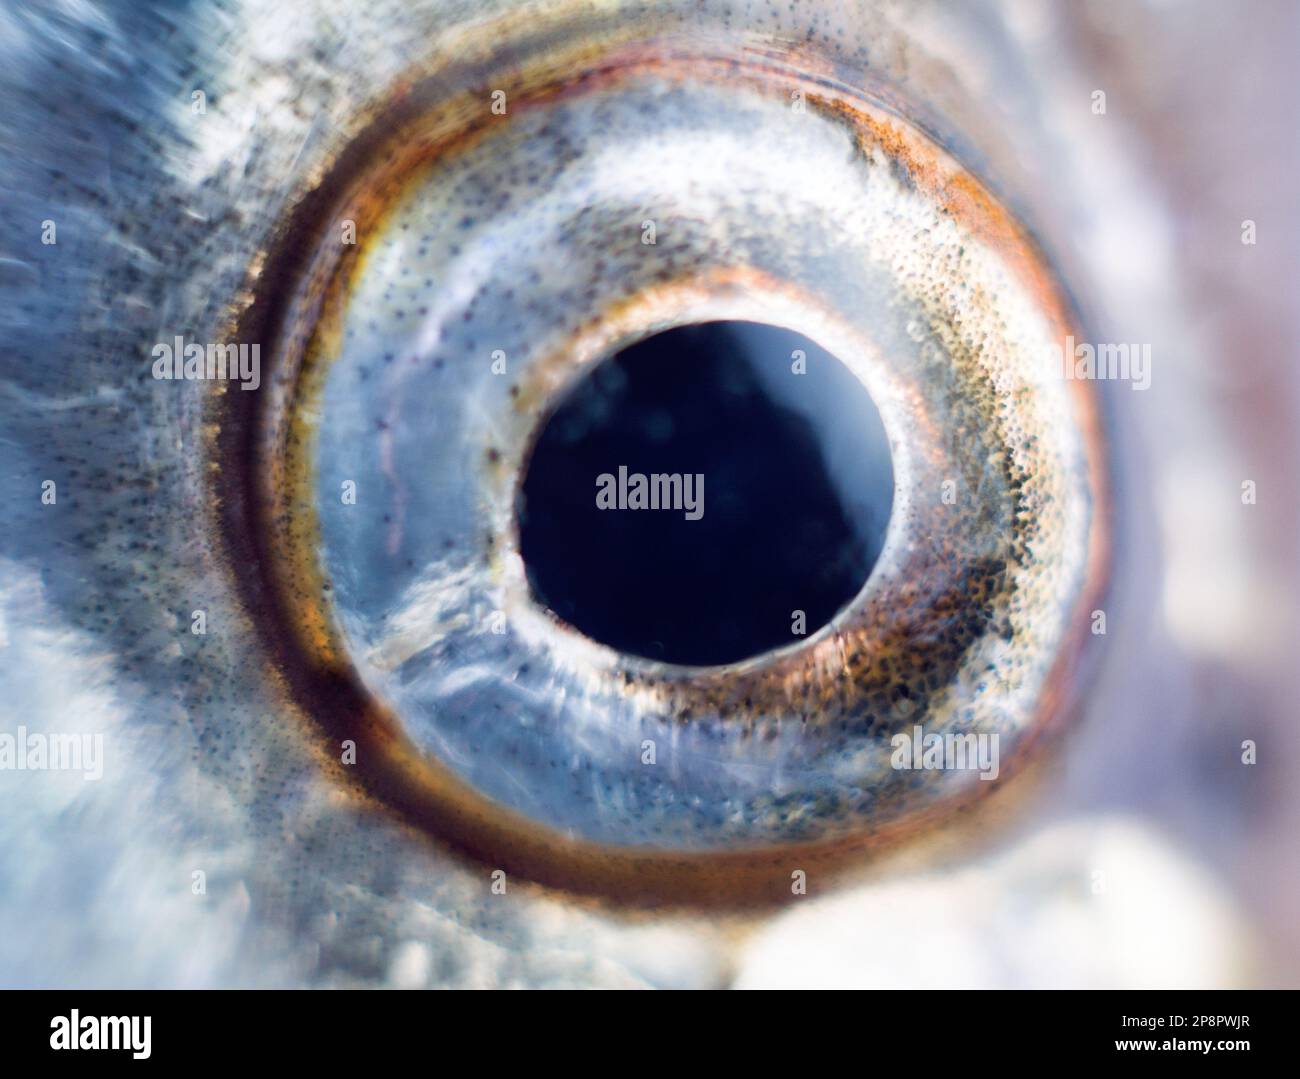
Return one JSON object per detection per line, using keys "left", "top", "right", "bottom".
{"left": 200, "top": 16, "right": 1111, "bottom": 905}
{"left": 9, "top": 0, "right": 1295, "bottom": 994}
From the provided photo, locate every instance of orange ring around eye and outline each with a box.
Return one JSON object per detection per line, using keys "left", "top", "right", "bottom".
{"left": 207, "top": 27, "right": 1110, "bottom": 907}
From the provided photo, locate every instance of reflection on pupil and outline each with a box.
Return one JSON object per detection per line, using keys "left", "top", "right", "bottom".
{"left": 516, "top": 320, "right": 895, "bottom": 666}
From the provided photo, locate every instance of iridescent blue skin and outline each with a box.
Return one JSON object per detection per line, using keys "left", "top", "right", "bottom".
{"left": 0, "top": 0, "right": 1294, "bottom": 987}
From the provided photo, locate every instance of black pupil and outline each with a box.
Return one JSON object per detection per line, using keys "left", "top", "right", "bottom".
{"left": 516, "top": 320, "right": 894, "bottom": 666}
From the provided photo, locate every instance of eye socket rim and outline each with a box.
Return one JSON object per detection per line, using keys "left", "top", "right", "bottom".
{"left": 206, "top": 29, "right": 1113, "bottom": 907}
